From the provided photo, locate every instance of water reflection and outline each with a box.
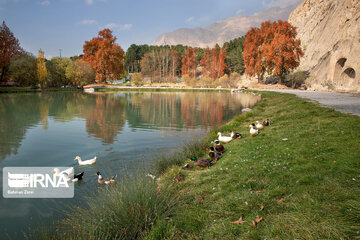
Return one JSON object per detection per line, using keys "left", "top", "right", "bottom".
{"left": 0, "top": 91, "right": 260, "bottom": 238}
{"left": 0, "top": 91, "right": 260, "bottom": 162}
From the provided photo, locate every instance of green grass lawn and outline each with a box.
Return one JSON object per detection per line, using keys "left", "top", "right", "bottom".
{"left": 36, "top": 91, "right": 360, "bottom": 240}
{"left": 150, "top": 91, "right": 360, "bottom": 239}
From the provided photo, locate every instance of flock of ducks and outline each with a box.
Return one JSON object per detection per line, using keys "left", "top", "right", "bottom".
{"left": 181, "top": 119, "right": 271, "bottom": 170}
{"left": 51, "top": 155, "right": 117, "bottom": 185}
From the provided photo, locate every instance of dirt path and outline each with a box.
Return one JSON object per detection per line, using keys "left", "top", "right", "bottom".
{"left": 255, "top": 89, "right": 360, "bottom": 116}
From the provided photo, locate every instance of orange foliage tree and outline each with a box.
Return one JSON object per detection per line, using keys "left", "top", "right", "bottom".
{"left": 83, "top": 29, "right": 125, "bottom": 82}
{"left": 200, "top": 45, "right": 228, "bottom": 80}
{"left": 0, "top": 21, "right": 24, "bottom": 82}
{"left": 244, "top": 20, "right": 304, "bottom": 82}
{"left": 181, "top": 47, "right": 197, "bottom": 79}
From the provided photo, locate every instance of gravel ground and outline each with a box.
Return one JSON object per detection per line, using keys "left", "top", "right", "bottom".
{"left": 255, "top": 89, "right": 360, "bottom": 116}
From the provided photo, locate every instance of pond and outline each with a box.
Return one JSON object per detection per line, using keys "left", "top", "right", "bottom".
{"left": 0, "top": 91, "right": 260, "bottom": 238}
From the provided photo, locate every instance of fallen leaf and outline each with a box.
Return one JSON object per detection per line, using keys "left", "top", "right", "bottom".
{"left": 198, "top": 199, "right": 204, "bottom": 204}
{"left": 231, "top": 217, "right": 245, "bottom": 224}
{"left": 255, "top": 215, "right": 263, "bottom": 223}
{"left": 222, "top": 222, "right": 226, "bottom": 228}
{"left": 333, "top": 161, "right": 336, "bottom": 163}
{"left": 255, "top": 190, "right": 262, "bottom": 193}
{"left": 251, "top": 220, "right": 256, "bottom": 227}
{"left": 260, "top": 205, "right": 264, "bottom": 211}
{"left": 277, "top": 198, "right": 285, "bottom": 204}
{"left": 248, "top": 188, "right": 252, "bottom": 191}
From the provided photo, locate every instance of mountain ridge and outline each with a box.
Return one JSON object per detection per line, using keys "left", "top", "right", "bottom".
{"left": 153, "top": 3, "right": 301, "bottom": 48}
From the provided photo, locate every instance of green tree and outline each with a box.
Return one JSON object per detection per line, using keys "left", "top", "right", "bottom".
{"left": 36, "top": 49, "right": 47, "bottom": 89}
{"left": 8, "top": 53, "right": 37, "bottom": 86}
{"left": 223, "top": 36, "right": 245, "bottom": 74}
{"left": 65, "top": 59, "right": 95, "bottom": 86}
{"left": 46, "top": 57, "right": 72, "bottom": 87}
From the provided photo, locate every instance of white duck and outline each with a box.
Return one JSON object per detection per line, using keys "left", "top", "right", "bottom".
{"left": 74, "top": 156, "right": 97, "bottom": 165}
{"left": 217, "top": 132, "right": 233, "bottom": 143}
{"left": 52, "top": 167, "right": 74, "bottom": 177}
{"left": 256, "top": 121, "right": 264, "bottom": 130}
{"left": 249, "top": 124, "right": 259, "bottom": 136}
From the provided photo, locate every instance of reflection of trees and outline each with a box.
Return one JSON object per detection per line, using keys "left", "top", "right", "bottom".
{"left": 0, "top": 91, "right": 260, "bottom": 162}
{"left": 84, "top": 95, "right": 126, "bottom": 144}
{"left": 126, "top": 92, "right": 261, "bottom": 129}
{"left": 0, "top": 94, "right": 41, "bottom": 162}
{"left": 0, "top": 93, "right": 127, "bottom": 162}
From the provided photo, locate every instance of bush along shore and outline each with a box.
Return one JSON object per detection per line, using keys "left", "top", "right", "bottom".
{"left": 33, "top": 91, "right": 360, "bottom": 239}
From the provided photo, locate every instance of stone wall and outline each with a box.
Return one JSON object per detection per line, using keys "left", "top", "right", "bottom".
{"left": 289, "top": 0, "right": 360, "bottom": 92}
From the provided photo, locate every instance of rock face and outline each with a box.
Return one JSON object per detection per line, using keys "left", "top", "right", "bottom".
{"left": 154, "top": 5, "right": 299, "bottom": 48}
{"left": 289, "top": 0, "right": 360, "bottom": 92}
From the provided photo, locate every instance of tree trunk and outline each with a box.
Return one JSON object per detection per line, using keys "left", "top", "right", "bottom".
{"left": 0, "top": 67, "right": 8, "bottom": 83}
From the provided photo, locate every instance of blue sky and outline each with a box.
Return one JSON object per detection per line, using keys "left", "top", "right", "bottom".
{"left": 0, "top": 0, "right": 300, "bottom": 58}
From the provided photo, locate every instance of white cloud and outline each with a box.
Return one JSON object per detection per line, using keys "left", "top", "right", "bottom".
{"left": 102, "top": 23, "right": 132, "bottom": 31}
{"left": 236, "top": 9, "right": 244, "bottom": 15}
{"left": 77, "top": 19, "right": 97, "bottom": 25}
{"left": 38, "top": 0, "right": 50, "bottom": 6}
{"left": 85, "top": 0, "right": 107, "bottom": 5}
{"left": 185, "top": 17, "right": 194, "bottom": 23}
{"left": 262, "top": 0, "right": 302, "bottom": 8}
{"left": 103, "top": 23, "right": 118, "bottom": 30}
{"left": 118, "top": 23, "right": 132, "bottom": 31}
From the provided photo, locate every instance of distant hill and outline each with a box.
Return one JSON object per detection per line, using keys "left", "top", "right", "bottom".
{"left": 153, "top": 4, "right": 300, "bottom": 48}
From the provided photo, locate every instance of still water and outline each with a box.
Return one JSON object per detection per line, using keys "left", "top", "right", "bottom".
{"left": 0, "top": 91, "right": 260, "bottom": 238}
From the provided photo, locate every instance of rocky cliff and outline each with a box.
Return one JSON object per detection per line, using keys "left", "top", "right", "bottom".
{"left": 289, "top": 0, "right": 360, "bottom": 92}
{"left": 153, "top": 5, "right": 299, "bottom": 48}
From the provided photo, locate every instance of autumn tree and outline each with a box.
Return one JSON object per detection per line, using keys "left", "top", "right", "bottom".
{"left": 36, "top": 49, "right": 47, "bottom": 89}
{"left": 200, "top": 48, "right": 211, "bottom": 77}
{"left": 140, "top": 47, "right": 180, "bottom": 82}
{"left": 131, "top": 72, "right": 144, "bottom": 86}
{"left": 181, "top": 47, "right": 197, "bottom": 79}
{"left": 244, "top": 20, "right": 304, "bottom": 82}
{"left": 83, "top": 29, "right": 125, "bottom": 82}
{"left": 243, "top": 27, "right": 264, "bottom": 81}
{"left": 0, "top": 21, "right": 24, "bottom": 82}
{"left": 217, "top": 47, "right": 228, "bottom": 78}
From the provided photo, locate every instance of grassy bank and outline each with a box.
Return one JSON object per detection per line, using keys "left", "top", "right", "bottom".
{"left": 0, "top": 87, "right": 80, "bottom": 93}
{"left": 35, "top": 91, "right": 360, "bottom": 239}
{"left": 153, "top": 91, "right": 360, "bottom": 239}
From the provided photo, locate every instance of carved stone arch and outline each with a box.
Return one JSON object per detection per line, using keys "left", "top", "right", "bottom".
{"left": 333, "top": 58, "right": 347, "bottom": 85}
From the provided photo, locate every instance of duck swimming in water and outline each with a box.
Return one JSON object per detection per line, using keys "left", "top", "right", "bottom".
{"left": 96, "top": 171, "right": 116, "bottom": 185}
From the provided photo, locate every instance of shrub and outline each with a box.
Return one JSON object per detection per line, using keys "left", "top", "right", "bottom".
{"left": 219, "top": 74, "right": 236, "bottom": 88}
{"left": 182, "top": 74, "right": 197, "bottom": 87}
{"left": 265, "top": 75, "right": 280, "bottom": 85}
{"left": 285, "top": 71, "right": 310, "bottom": 88}
{"left": 132, "top": 73, "right": 144, "bottom": 86}
{"left": 199, "top": 76, "right": 213, "bottom": 88}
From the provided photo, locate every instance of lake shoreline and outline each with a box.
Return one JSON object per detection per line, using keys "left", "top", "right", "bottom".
{"left": 33, "top": 91, "right": 360, "bottom": 239}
